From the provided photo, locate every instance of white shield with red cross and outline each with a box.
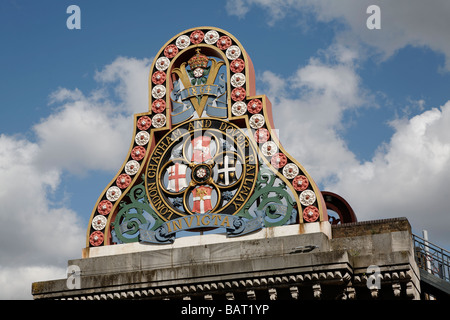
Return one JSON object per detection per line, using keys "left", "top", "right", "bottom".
{"left": 167, "top": 163, "right": 188, "bottom": 192}
{"left": 192, "top": 185, "right": 213, "bottom": 213}
{"left": 191, "top": 136, "right": 212, "bottom": 163}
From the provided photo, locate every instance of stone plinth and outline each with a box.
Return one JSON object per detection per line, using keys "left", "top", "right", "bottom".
{"left": 32, "top": 218, "right": 421, "bottom": 300}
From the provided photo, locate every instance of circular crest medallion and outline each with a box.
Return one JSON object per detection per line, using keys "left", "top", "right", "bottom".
{"left": 145, "top": 119, "right": 258, "bottom": 221}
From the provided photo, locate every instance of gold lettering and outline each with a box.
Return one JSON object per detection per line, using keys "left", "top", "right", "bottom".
{"left": 147, "top": 164, "right": 158, "bottom": 179}
{"left": 195, "top": 120, "right": 203, "bottom": 129}
{"left": 235, "top": 192, "right": 246, "bottom": 203}
{"left": 219, "top": 122, "right": 227, "bottom": 131}
{"left": 173, "top": 219, "right": 183, "bottom": 231}
{"left": 211, "top": 215, "right": 220, "bottom": 226}
{"left": 147, "top": 182, "right": 157, "bottom": 193}
{"left": 151, "top": 156, "right": 160, "bottom": 164}
{"left": 201, "top": 215, "right": 210, "bottom": 226}
{"left": 166, "top": 221, "right": 173, "bottom": 233}
{"left": 171, "top": 128, "right": 182, "bottom": 140}
{"left": 220, "top": 216, "right": 231, "bottom": 228}
{"left": 165, "top": 135, "right": 173, "bottom": 146}
{"left": 246, "top": 165, "right": 256, "bottom": 176}
{"left": 184, "top": 216, "right": 195, "bottom": 228}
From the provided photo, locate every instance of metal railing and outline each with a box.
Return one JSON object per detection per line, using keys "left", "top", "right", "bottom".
{"left": 413, "top": 234, "right": 450, "bottom": 283}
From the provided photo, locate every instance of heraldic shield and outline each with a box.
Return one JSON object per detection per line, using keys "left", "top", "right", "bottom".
{"left": 85, "top": 27, "right": 328, "bottom": 247}
{"left": 166, "top": 163, "right": 188, "bottom": 192}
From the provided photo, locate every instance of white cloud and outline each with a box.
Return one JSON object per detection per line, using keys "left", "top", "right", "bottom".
{"left": 33, "top": 91, "right": 131, "bottom": 175}
{"left": 94, "top": 56, "right": 152, "bottom": 115}
{"left": 0, "top": 265, "right": 66, "bottom": 300}
{"left": 227, "top": 0, "right": 450, "bottom": 249}
{"left": 0, "top": 134, "right": 83, "bottom": 299}
{"left": 328, "top": 103, "right": 450, "bottom": 246}
{"left": 261, "top": 54, "right": 450, "bottom": 248}
{"left": 264, "top": 55, "right": 366, "bottom": 183}
{"left": 227, "top": 0, "right": 450, "bottom": 70}
{"left": 34, "top": 56, "right": 152, "bottom": 176}
{"left": 0, "top": 56, "right": 152, "bottom": 299}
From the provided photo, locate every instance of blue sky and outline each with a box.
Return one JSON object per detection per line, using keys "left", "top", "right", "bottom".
{"left": 1, "top": 0, "right": 450, "bottom": 299}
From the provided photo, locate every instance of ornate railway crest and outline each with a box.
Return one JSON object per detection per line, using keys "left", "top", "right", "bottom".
{"left": 145, "top": 118, "right": 258, "bottom": 221}
{"left": 86, "top": 27, "right": 327, "bottom": 247}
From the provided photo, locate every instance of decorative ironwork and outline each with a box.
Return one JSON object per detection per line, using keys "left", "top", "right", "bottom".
{"left": 236, "top": 166, "right": 297, "bottom": 227}
{"left": 111, "top": 176, "right": 162, "bottom": 244}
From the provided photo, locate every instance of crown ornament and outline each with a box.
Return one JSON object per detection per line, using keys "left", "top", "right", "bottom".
{"left": 188, "top": 49, "right": 209, "bottom": 70}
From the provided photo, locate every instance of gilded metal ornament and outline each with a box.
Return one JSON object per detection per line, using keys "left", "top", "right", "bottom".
{"left": 230, "top": 58, "right": 245, "bottom": 73}
{"left": 231, "top": 101, "right": 247, "bottom": 116}
{"left": 125, "top": 160, "right": 140, "bottom": 176}
{"left": 299, "top": 189, "right": 316, "bottom": 206}
{"left": 303, "top": 206, "right": 319, "bottom": 222}
{"left": 106, "top": 186, "right": 122, "bottom": 202}
{"left": 137, "top": 116, "right": 151, "bottom": 131}
{"left": 176, "top": 35, "right": 190, "bottom": 49}
{"left": 152, "top": 113, "right": 166, "bottom": 128}
{"left": 282, "top": 163, "right": 299, "bottom": 179}
{"left": 152, "top": 99, "right": 166, "bottom": 113}
{"left": 226, "top": 45, "right": 241, "bottom": 60}
{"left": 247, "top": 99, "right": 262, "bottom": 114}
{"left": 204, "top": 30, "right": 219, "bottom": 44}
{"left": 155, "top": 57, "right": 170, "bottom": 71}
{"left": 261, "top": 141, "right": 278, "bottom": 157}
{"left": 152, "top": 84, "right": 166, "bottom": 99}
{"left": 135, "top": 131, "right": 150, "bottom": 146}
{"left": 231, "top": 73, "right": 245, "bottom": 87}
{"left": 92, "top": 215, "right": 107, "bottom": 231}
{"left": 145, "top": 118, "right": 258, "bottom": 222}
{"left": 164, "top": 44, "right": 178, "bottom": 58}
{"left": 131, "top": 146, "right": 146, "bottom": 161}
{"left": 87, "top": 27, "right": 328, "bottom": 247}
{"left": 292, "top": 175, "right": 309, "bottom": 192}
{"left": 97, "top": 200, "right": 113, "bottom": 215}
{"left": 249, "top": 114, "right": 265, "bottom": 129}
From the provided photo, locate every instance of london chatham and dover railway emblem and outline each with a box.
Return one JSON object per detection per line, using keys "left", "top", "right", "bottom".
{"left": 86, "top": 27, "right": 327, "bottom": 247}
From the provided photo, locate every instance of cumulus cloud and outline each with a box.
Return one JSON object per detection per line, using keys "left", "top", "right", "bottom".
{"left": 227, "top": 0, "right": 450, "bottom": 70}
{"left": 263, "top": 54, "right": 366, "bottom": 183}
{"left": 33, "top": 90, "right": 130, "bottom": 175}
{"left": 34, "top": 56, "right": 152, "bottom": 176}
{"left": 329, "top": 104, "right": 450, "bottom": 243}
{"left": 0, "top": 56, "right": 152, "bottom": 299}
{"left": 0, "top": 134, "right": 83, "bottom": 299}
{"left": 260, "top": 50, "right": 450, "bottom": 248}
{"left": 0, "top": 265, "right": 66, "bottom": 300}
{"left": 94, "top": 56, "right": 152, "bottom": 115}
